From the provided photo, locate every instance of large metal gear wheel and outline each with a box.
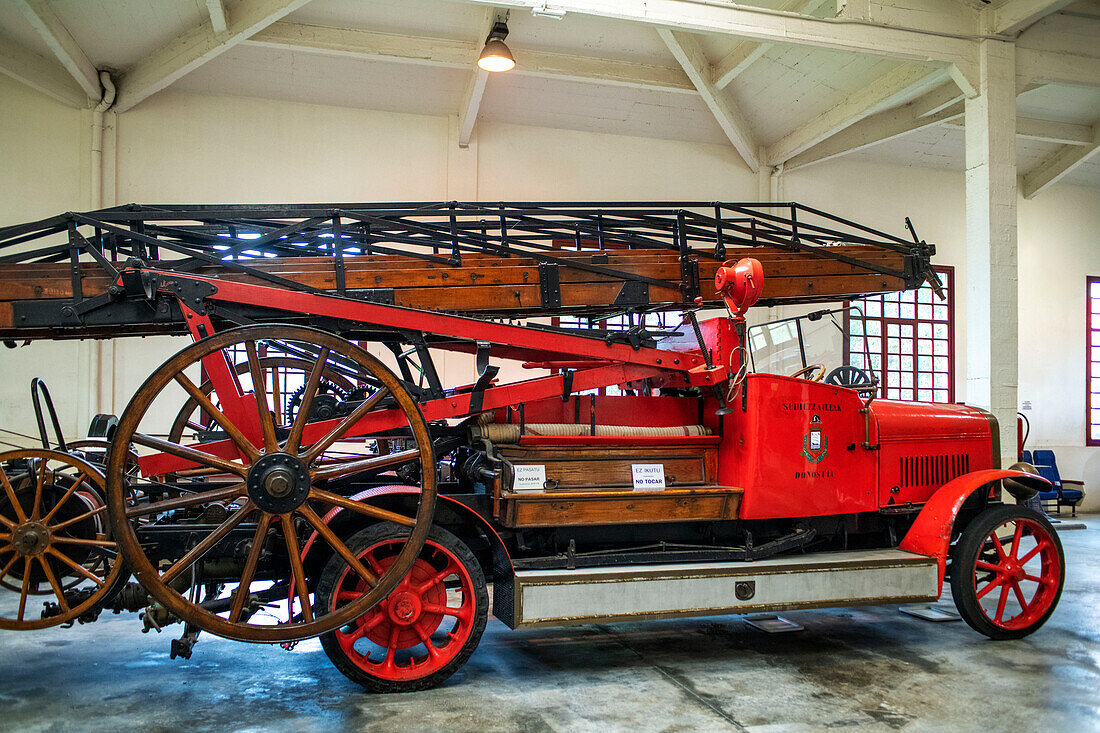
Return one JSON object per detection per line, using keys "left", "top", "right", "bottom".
{"left": 283, "top": 379, "right": 348, "bottom": 424}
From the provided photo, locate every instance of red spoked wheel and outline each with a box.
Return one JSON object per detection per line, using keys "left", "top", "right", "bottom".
{"left": 949, "top": 504, "right": 1064, "bottom": 640}
{"left": 317, "top": 524, "right": 488, "bottom": 693}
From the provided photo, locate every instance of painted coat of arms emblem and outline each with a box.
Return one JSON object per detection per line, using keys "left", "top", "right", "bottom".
{"left": 802, "top": 414, "right": 828, "bottom": 463}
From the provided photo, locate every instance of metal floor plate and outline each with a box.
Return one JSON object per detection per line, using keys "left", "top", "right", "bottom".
{"left": 744, "top": 614, "right": 804, "bottom": 633}
{"left": 899, "top": 604, "right": 961, "bottom": 622}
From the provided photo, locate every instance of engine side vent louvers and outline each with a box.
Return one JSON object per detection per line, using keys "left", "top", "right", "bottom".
{"left": 899, "top": 453, "right": 970, "bottom": 488}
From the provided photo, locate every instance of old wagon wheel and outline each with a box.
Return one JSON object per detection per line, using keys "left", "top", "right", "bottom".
{"left": 167, "top": 356, "right": 356, "bottom": 444}
{"left": 0, "top": 449, "right": 126, "bottom": 630}
{"left": 106, "top": 325, "right": 437, "bottom": 643}
{"left": 949, "top": 504, "right": 1064, "bottom": 640}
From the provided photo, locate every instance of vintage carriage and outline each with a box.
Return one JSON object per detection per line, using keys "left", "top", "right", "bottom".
{"left": 0, "top": 201, "right": 1063, "bottom": 691}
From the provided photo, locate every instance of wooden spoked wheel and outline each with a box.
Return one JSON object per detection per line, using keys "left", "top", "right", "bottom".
{"left": 105, "top": 325, "right": 437, "bottom": 643}
{"left": 949, "top": 504, "right": 1064, "bottom": 640}
{"left": 0, "top": 450, "right": 126, "bottom": 630}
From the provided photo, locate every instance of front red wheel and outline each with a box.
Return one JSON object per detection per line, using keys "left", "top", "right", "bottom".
{"left": 949, "top": 504, "right": 1064, "bottom": 640}
{"left": 317, "top": 524, "right": 488, "bottom": 692}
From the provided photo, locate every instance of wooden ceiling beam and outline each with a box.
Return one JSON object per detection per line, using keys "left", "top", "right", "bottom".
{"left": 206, "top": 0, "right": 229, "bottom": 33}
{"left": 659, "top": 28, "right": 760, "bottom": 171}
{"left": 245, "top": 22, "right": 696, "bottom": 94}
{"left": 1022, "top": 122, "right": 1100, "bottom": 198}
{"left": 113, "top": 0, "right": 316, "bottom": 112}
{"left": 711, "top": 0, "right": 833, "bottom": 89}
{"left": 0, "top": 38, "right": 88, "bottom": 107}
{"left": 985, "top": 0, "right": 1075, "bottom": 36}
{"left": 765, "top": 65, "right": 948, "bottom": 166}
{"left": 13, "top": 0, "right": 100, "bottom": 101}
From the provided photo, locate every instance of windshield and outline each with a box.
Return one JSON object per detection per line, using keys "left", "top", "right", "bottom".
{"left": 747, "top": 306, "right": 875, "bottom": 383}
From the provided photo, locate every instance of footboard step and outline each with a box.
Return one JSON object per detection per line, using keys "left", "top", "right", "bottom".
{"left": 496, "top": 549, "right": 939, "bottom": 629}
{"left": 899, "top": 604, "right": 960, "bottom": 622}
{"left": 744, "top": 614, "right": 803, "bottom": 633}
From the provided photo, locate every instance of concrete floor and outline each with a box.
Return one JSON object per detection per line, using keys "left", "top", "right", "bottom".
{"left": 1, "top": 516, "right": 1097, "bottom": 733}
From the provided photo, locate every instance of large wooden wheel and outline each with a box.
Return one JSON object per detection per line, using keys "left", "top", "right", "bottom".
{"left": 106, "top": 325, "right": 437, "bottom": 643}
{"left": 0, "top": 450, "right": 126, "bottom": 630}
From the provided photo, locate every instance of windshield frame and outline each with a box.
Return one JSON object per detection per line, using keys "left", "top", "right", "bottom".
{"left": 746, "top": 305, "right": 876, "bottom": 385}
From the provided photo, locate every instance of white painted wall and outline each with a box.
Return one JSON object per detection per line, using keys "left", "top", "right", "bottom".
{"left": 0, "top": 75, "right": 90, "bottom": 444}
{"left": 1018, "top": 186, "right": 1100, "bottom": 511}
{"left": 1, "top": 83, "right": 1098, "bottom": 512}
{"left": 114, "top": 92, "right": 450, "bottom": 204}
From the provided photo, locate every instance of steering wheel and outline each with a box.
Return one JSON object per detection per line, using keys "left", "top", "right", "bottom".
{"left": 824, "top": 365, "right": 875, "bottom": 391}
{"left": 789, "top": 363, "right": 826, "bottom": 381}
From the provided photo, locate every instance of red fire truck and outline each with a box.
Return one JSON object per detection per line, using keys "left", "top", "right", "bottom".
{"left": 0, "top": 202, "right": 1062, "bottom": 692}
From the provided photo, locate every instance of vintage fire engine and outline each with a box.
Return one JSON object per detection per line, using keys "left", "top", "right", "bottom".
{"left": 0, "top": 202, "right": 1063, "bottom": 692}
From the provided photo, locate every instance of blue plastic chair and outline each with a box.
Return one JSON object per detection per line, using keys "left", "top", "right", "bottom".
{"left": 1020, "top": 449, "right": 1033, "bottom": 464}
{"left": 1032, "top": 449, "right": 1085, "bottom": 516}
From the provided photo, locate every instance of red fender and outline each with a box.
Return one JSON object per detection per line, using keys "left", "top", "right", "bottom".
{"left": 301, "top": 485, "right": 514, "bottom": 574}
{"left": 899, "top": 469, "right": 1050, "bottom": 593}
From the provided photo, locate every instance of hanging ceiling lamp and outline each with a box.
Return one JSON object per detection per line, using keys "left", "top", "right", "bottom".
{"left": 478, "top": 21, "right": 515, "bottom": 72}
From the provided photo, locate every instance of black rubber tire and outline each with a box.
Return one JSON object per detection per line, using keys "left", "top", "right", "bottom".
{"left": 317, "top": 524, "right": 488, "bottom": 693}
{"left": 949, "top": 504, "right": 1064, "bottom": 640}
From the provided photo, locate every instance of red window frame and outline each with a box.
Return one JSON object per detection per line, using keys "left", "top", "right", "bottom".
{"left": 1087, "top": 276, "right": 1100, "bottom": 446}
{"left": 845, "top": 265, "right": 955, "bottom": 403}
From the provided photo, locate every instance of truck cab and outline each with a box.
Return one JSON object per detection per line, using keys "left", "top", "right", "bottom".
{"left": 702, "top": 306, "right": 997, "bottom": 520}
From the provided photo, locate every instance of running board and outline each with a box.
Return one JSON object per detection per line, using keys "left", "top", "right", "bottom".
{"left": 493, "top": 549, "right": 939, "bottom": 629}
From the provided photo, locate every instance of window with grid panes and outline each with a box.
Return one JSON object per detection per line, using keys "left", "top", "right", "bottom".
{"left": 1088, "top": 277, "right": 1100, "bottom": 446}
{"left": 847, "top": 267, "right": 954, "bottom": 403}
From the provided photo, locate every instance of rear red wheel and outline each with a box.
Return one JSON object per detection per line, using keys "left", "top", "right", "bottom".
{"left": 949, "top": 504, "right": 1064, "bottom": 640}
{"left": 317, "top": 524, "right": 488, "bottom": 693}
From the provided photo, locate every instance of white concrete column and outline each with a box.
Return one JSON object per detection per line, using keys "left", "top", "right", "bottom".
{"left": 964, "top": 39, "right": 1017, "bottom": 468}
{"left": 757, "top": 165, "right": 771, "bottom": 201}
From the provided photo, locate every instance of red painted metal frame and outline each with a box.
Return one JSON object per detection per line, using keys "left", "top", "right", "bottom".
{"left": 515, "top": 435, "right": 722, "bottom": 447}
{"left": 898, "top": 468, "right": 1050, "bottom": 592}
{"left": 168, "top": 270, "right": 707, "bottom": 371}
{"left": 140, "top": 356, "right": 670, "bottom": 475}
{"left": 134, "top": 268, "right": 706, "bottom": 476}
{"left": 1088, "top": 276, "right": 1099, "bottom": 446}
{"left": 179, "top": 300, "right": 265, "bottom": 436}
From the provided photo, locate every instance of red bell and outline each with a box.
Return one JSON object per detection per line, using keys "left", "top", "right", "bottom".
{"left": 714, "top": 257, "right": 763, "bottom": 316}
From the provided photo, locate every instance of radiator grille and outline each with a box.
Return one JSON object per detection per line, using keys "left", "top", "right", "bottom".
{"left": 899, "top": 453, "right": 969, "bottom": 488}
